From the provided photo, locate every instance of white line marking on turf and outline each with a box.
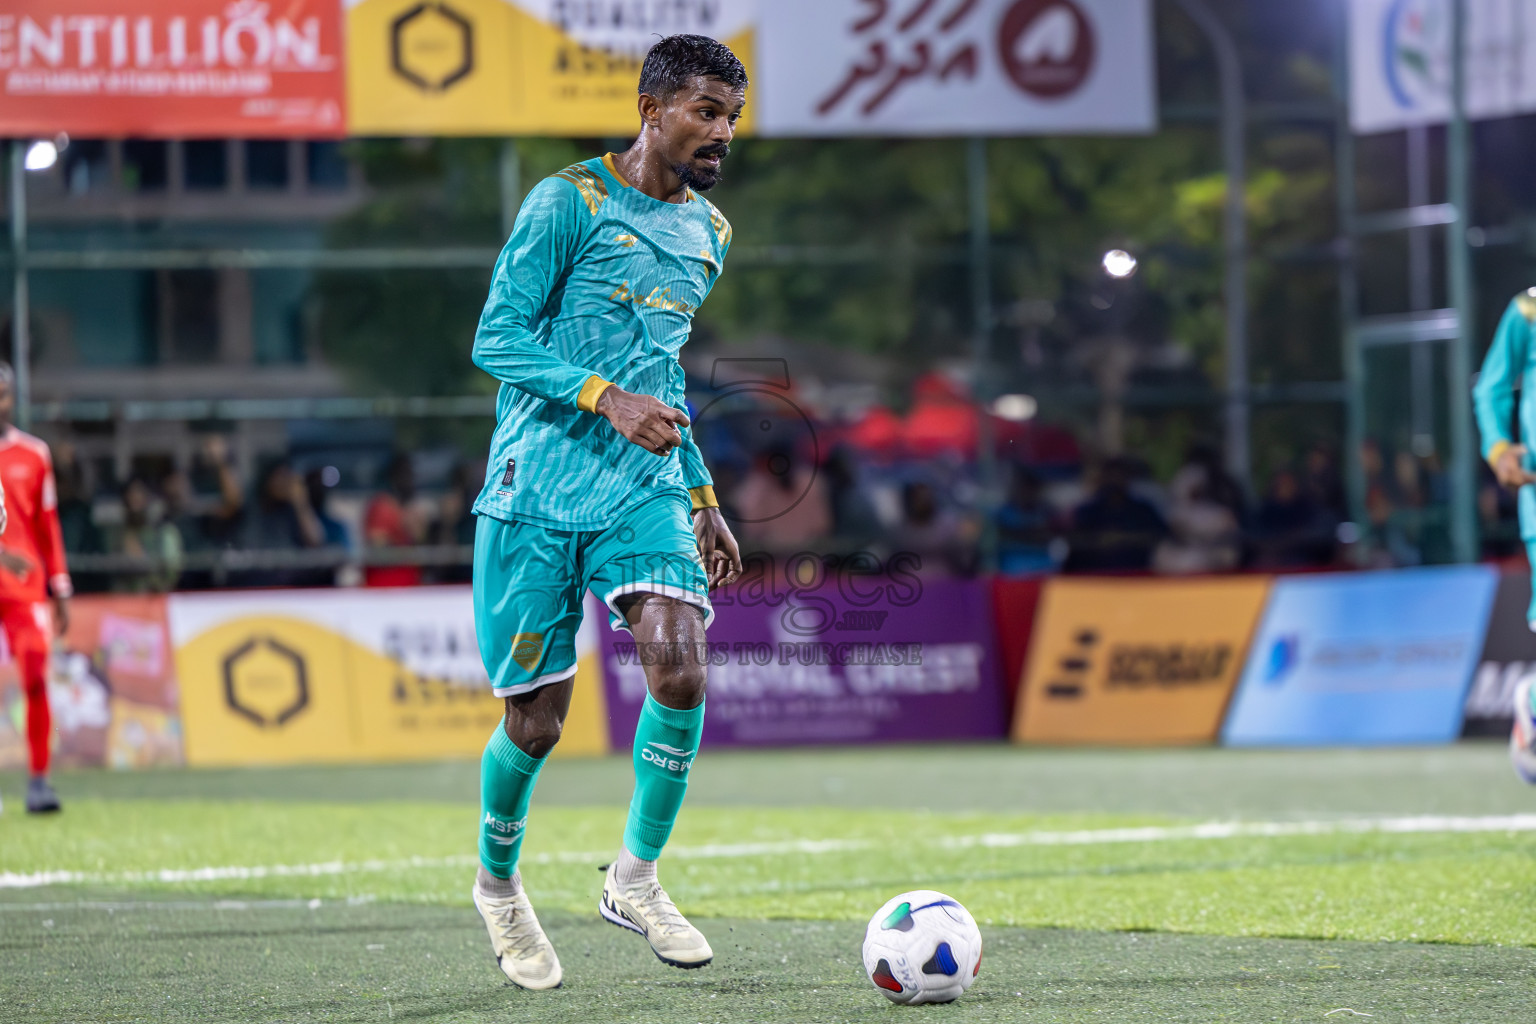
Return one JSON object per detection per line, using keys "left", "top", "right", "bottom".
{"left": 4, "top": 813, "right": 1533, "bottom": 891}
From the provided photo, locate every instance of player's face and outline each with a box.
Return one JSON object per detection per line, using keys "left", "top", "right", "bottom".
{"left": 0, "top": 380, "right": 12, "bottom": 428}
{"left": 658, "top": 76, "right": 745, "bottom": 192}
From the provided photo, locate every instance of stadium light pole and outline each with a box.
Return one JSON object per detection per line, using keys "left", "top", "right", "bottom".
{"left": 968, "top": 135, "right": 998, "bottom": 573}
{"left": 1446, "top": 0, "right": 1477, "bottom": 564}
{"left": 8, "top": 140, "right": 30, "bottom": 430}
{"left": 1170, "top": 0, "right": 1248, "bottom": 489}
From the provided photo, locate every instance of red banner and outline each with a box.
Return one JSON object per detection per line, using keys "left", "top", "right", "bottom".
{"left": 0, "top": 0, "right": 345, "bottom": 137}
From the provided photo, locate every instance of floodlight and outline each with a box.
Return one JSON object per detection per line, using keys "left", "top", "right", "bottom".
{"left": 1101, "top": 249, "right": 1137, "bottom": 278}
{"left": 24, "top": 140, "right": 58, "bottom": 172}
{"left": 991, "top": 394, "right": 1038, "bottom": 422}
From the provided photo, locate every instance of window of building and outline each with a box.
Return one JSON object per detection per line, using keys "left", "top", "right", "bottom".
{"left": 307, "top": 142, "right": 349, "bottom": 189}
{"left": 62, "top": 140, "right": 110, "bottom": 194}
{"left": 159, "top": 269, "right": 221, "bottom": 364}
{"left": 122, "top": 140, "right": 168, "bottom": 191}
{"left": 245, "top": 141, "right": 290, "bottom": 190}
{"left": 184, "top": 141, "right": 228, "bottom": 190}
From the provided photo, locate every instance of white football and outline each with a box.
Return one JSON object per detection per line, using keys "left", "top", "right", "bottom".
{"left": 862, "top": 890, "right": 982, "bottom": 1005}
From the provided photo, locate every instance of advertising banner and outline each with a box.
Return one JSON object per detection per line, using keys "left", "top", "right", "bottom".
{"left": 1350, "top": 0, "right": 1536, "bottom": 133}
{"left": 1013, "top": 577, "right": 1270, "bottom": 745}
{"left": 170, "top": 585, "right": 608, "bottom": 766}
{"left": 0, "top": 595, "right": 183, "bottom": 770}
{"left": 1223, "top": 566, "right": 1497, "bottom": 746}
{"left": 756, "top": 0, "right": 1156, "bottom": 136}
{"left": 0, "top": 0, "right": 346, "bottom": 137}
{"left": 1463, "top": 568, "right": 1534, "bottom": 737}
{"left": 599, "top": 575, "right": 1004, "bottom": 748}
{"left": 346, "top": 0, "right": 757, "bottom": 136}
{"left": 992, "top": 575, "right": 1045, "bottom": 721}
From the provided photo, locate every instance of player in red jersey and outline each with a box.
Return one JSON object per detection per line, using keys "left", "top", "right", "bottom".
{"left": 0, "top": 365, "right": 70, "bottom": 813}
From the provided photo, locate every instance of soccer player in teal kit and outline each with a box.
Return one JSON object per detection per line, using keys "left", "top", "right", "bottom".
{"left": 466, "top": 35, "right": 746, "bottom": 988}
{"left": 1474, "top": 287, "right": 1536, "bottom": 783}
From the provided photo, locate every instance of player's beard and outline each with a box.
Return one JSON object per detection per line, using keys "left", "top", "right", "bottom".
{"left": 674, "top": 143, "right": 729, "bottom": 191}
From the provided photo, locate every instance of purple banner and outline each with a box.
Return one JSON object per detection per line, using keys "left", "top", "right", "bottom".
{"left": 599, "top": 576, "right": 1005, "bottom": 748}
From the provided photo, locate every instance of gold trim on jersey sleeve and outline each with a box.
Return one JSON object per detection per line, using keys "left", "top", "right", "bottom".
{"left": 602, "top": 153, "right": 633, "bottom": 189}
{"left": 1489, "top": 439, "right": 1514, "bottom": 468}
{"left": 577, "top": 376, "right": 616, "bottom": 413}
{"left": 689, "top": 485, "right": 719, "bottom": 513}
{"left": 698, "top": 196, "right": 733, "bottom": 248}
{"left": 1516, "top": 288, "right": 1536, "bottom": 322}
{"left": 553, "top": 163, "right": 610, "bottom": 216}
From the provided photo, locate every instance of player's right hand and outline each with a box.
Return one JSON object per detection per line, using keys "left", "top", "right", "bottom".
{"left": 594, "top": 386, "right": 689, "bottom": 457}
{"left": 1494, "top": 444, "right": 1536, "bottom": 489}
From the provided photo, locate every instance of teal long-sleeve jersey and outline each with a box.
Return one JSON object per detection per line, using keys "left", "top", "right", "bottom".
{"left": 471, "top": 155, "right": 730, "bottom": 530}
{"left": 1473, "top": 289, "right": 1536, "bottom": 468}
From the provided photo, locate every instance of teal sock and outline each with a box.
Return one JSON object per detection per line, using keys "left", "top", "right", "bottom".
{"left": 479, "top": 726, "right": 546, "bottom": 879}
{"left": 1527, "top": 541, "right": 1536, "bottom": 629}
{"left": 624, "top": 694, "right": 705, "bottom": 860}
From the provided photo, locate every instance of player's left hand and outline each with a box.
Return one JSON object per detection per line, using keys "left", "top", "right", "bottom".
{"left": 692, "top": 507, "right": 742, "bottom": 590}
{"left": 52, "top": 596, "right": 69, "bottom": 637}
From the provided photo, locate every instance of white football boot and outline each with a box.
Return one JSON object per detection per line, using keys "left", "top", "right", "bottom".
{"left": 1511, "top": 676, "right": 1536, "bottom": 785}
{"left": 599, "top": 862, "right": 713, "bottom": 968}
{"left": 471, "top": 885, "right": 563, "bottom": 990}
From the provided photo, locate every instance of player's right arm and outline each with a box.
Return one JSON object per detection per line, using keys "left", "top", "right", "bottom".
{"left": 471, "top": 177, "right": 687, "bottom": 456}
{"left": 1474, "top": 293, "right": 1536, "bottom": 489}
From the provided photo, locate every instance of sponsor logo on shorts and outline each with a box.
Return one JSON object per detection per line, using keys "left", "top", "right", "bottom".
{"left": 511, "top": 632, "right": 544, "bottom": 672}
{"left": 641, "top": 741, "right": 695, "bottom": 773}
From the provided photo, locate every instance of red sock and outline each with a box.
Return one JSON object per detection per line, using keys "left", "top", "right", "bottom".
{"left": 20, "top": 645, "right": 50, "bottom": 776}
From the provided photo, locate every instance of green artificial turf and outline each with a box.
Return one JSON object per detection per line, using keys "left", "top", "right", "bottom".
{"left": 1, "top": 744, "right": 1534, "bottom": 1021}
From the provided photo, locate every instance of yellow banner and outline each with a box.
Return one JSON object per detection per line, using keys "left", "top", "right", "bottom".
{"left": 172, "top": 589, "right": 608, "bottom": 766}
{"left": 1013, "top": 577, "right": 1271, "bottom": 745}
{"left": 346, "top": 0, "right": 756, "bottom": 136}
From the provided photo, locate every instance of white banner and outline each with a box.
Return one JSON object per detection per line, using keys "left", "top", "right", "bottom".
{"left": 755, "top": 0, "right": 1155, "bottom": 137}
{"left": 1350, "top": 0, "right": 1536, "bottom": 133}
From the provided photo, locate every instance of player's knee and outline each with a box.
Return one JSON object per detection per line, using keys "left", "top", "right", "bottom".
{"left": 502, "top": 707, "right": 563, "bottom": 760}
{"left": 648, "top": 657, "right": 706, "bottom": 711}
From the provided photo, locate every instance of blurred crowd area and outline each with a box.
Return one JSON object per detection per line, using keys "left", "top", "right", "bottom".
{"left": 48, "top": 365, "right": 1520, "bottom": 594}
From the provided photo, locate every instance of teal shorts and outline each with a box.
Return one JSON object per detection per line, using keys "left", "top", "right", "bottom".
{"left": 473, "top": 490, "right": 712, "bottom": 696}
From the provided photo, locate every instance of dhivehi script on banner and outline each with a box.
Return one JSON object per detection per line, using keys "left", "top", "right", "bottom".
{"left": 755, "top": 0, "right": 1156, "bottom": 136}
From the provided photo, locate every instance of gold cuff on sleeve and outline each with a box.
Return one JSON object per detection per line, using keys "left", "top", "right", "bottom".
{"left": 577, "top": 375, "right": 616, "bottom": 414}
{"left": 689, "top": 485, "right": 719, "bottom": 513}
{"left": 1488, "top": 439, "right": 1514, "bottom": 469}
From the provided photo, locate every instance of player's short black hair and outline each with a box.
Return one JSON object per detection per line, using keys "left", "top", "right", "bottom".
{"left": 638, "top": 34, "right": 747, "bottom": 100}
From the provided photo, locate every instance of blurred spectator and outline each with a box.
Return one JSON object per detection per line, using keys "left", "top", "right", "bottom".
{"left": 103, "top": 477, "right": 182, "bottom": 593}
{"left": 431, "top": 462, "right": 480, "bottom": 583}
{"left": 1304, "top": 444, "right": 1346, "bottom": 519}
{"left": 731, "top": 443, "right": 831, "bottom": 551}
{"left": 892, "top": 480, "right": 978, "bottom": 575}
{"left": 305, "top": 467, "right": 351, "bottom": 550}
{"left": 53, "top": 443, "right": 101, "bottom": 558}
{"left": 189, "top": 434, "right": 244, "bottom": 547}
{"left": 435, "top": 462, "right": 480, "bottom": 547}
{"left": 995, "top": 467, "right": 1058, "bottom": 574}
{"left": 242, "top": 460, "right": 324, "bottom": 552}
{"left": 365, "top": 453, "right": 425, "bottom": 587}
{"left": 824, "top": 445, "right": 883, "bottom": 549}
{"left": 1154, "top": 455, "right": 1242, "bottom": 574}
{"left": 1065, "top": 457, "right": 1168, "bottom": 572}
{"left": 1253, "top": 468, "right": 1332, "bottom": 567}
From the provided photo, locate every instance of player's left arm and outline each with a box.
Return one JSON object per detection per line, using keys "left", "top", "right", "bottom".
{"left": 38, "top": 448, "right": 72, "bottom": 635}
{"left": 1475, "top": 294, "right": 1536, "bottom": 489}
